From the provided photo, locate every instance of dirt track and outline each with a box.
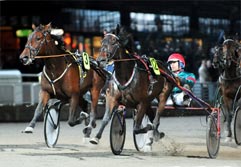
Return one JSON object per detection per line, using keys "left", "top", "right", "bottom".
{"left": 0, "top": 116, "right": 240, "bottom": 167}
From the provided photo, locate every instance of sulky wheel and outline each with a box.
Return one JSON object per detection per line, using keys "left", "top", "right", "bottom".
{"left": 44, "top": 105, "right": 60, "bottom": 148}
{"left": 206, "top": 112, "right": 220, "bottom": 159}
{"left": 234, "top": 106, "right": 241, "bottom": 145}
{"left": 110, "top": 108, "right": 126, "bottom": 155}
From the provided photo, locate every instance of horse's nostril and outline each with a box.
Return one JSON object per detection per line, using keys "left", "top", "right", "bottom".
{"left": 19, "top": 56, "right": 28, "bottom": 64}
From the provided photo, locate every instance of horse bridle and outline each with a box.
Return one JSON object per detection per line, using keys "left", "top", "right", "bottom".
{"left": 213, "top": 46, "right": 225, "bottom": 70}
{"left": 24, "top": 29, "right": 51, "bottom": 63}
{"left": 219, "top": 39, "right": 241, "bottom": 81}
{"left": 222, "top": 39, "right": 241, "bottom": 67}
{"left": 99, "top": 33, "right": 121, "bottom": 64}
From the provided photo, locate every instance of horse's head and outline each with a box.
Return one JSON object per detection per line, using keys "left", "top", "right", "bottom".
{"left": 222, "top": 39, "right": 241, "bottom": 68}
{"left": 97, "top": 24, "right": 135, "bottom": 68}
{"left": 19, "top": 23, "right": 64, "bottom": 65}
{"left": 212, "top": 45, "right": 224, "bottom": 70}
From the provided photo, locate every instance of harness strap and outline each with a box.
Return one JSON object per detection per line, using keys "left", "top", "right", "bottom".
{"left": 43, "top": 63, "right": 72, "bottom": 96}
{"left": 113, "top": 63, "right": 137, "bottom": 90}
{"left": 132, "top": 53, "right": 152, "bottom": 81}
{"left": 219, "top": 73, "right": 241, "bottom": 81}
{"left": 66, "top": 49, "right": 90, "bottom": 78}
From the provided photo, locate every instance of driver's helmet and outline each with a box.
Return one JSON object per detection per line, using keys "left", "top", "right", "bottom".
{"left": 167, "top": 53, "right": 186, "bottom": 69}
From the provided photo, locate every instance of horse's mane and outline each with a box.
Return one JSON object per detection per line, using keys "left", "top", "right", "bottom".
{"left": 51, "top": 34, "right": 65, "bottom": 50}
{"left": 113, "top": 25, "right": 135, "bottom": 54}
{"left": 35, "top": 24, "right": 66, "bottom": 50}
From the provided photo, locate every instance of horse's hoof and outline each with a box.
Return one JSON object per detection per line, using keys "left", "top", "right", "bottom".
{"left": 82, "top": 137, "right": 90, "bottom": 144}
{"left": 147, "top": 130, "right": 154, "bottom": 145}
{"left": 83, "top": 127, "right": 92, "bottom": 137}
{"left": 142, "top": 145, "right": 152, "bottom": 152}
{"left": 154, "top": 131, "right": 165, "bottom": 141}
{"left": 22, "top": 127, "right": 34, "bottom": 133}
{"left": 224, "top": 137, "right": 232, "bottom": 143}
{"left": 89, "top": 137, "right": 99, "bottom": 145}
{"left": 91, "top": 121, "right": 96, "bottom": 128}
{"left": 68, "top": 121, "right": 76, "bottom": 127}
{"left": 80, "top": 111, "right": 89, "bottom": 119}
{"left": 79, "top": 111, "right": 89, "bottom": 126}
{"left": 160, "top": 132, "right": 165, "bottom": 139}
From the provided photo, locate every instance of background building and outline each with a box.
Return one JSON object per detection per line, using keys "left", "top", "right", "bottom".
{"left": 1, "top": 0, "right": 241, "bottom": 78}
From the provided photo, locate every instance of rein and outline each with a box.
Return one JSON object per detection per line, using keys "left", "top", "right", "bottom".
{"left": 112, "top": 58, "right": 136, "bottom": 62}
{"left": 219, "top": 73, "right": 241, "bottom": 81}
{"left": 158, "top": 67, "right": 214, "bottom": 113}
{"left": 35, "top": 54, "right": 69, "bottom": 59}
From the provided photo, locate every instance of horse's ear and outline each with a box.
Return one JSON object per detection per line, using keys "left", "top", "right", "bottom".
{"left": 46, "top": 23, "right": 52, "bottom": 29}
{"left": 223, "top": 34, "right": 226, "bottom": 41}
{"left": 103, "top": 29, "right": 107, "bottom": 36}
{"left": 32, "top": 24, "right": 36, "bottom": 30}
{"left": 45, "top": 23, "right": 52, "bottom": 32}
{"left": 46, "top": 22, "right": 52, "bottom": 27}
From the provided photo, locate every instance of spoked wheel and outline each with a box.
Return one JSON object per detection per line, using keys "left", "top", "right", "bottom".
{"left": 110, "top": 107, "right": 126, "bottom": 155}
{"left": 206, "top": 112, "right": 220, "bottom": 159}
{"left": 234, "top": 106, "right": 241, "bottom": 145}
{"left": 44, "top": 105, "right": 60, "bottom": 148}
{"left": 133, "top": 112, "right": 150, "bottom": 151}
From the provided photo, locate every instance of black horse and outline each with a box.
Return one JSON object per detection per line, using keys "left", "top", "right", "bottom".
{"left": 213, "top": 38, "right": 241, "bottom": 142}
{"left": 90, "top": 25, "right": 179, "bottom": 146}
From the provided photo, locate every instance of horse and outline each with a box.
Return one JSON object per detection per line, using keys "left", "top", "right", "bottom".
{"left": 19, "top": 23, "right": 109, "bottom": 139}
{"left": 213, "top": 38, "right": 241, "bottom": 142}
{"left": 89, "top": 25, "right": 177, "bottom": 146}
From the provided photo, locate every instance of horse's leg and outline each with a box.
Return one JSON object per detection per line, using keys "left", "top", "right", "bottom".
{"left": 23, "top": 101, "right": 44, "bottom": 133}
{"left": 146, "top": 105, "right": 155, "bottom": 123}
{"left": 133, "top": 103, "right": 150, "bottom": 133}
{"left": 152, "top": 85, "right": 171, "bottom": 141}
{"left": 89, "top": 88, "right": 116, "bottom": 144}
{"left": 223, "top": 97, "right": 233, "bottom": 142}
{"left": 143, "top": 106, "right": 155, "bottom": 152}
{"left": 89, "top": 88, "right": 102, "bottom": 128}
{"left": 68, "top": 94, "right": 84, "bottom": 127}
{"left": 152, "top": 103, "right": 165, "bottom": 141}
{"left": 146, "top": 105, "right": 155, "bottom": 142}
{"left": 23, "top": 90, "right": 49, "bottom": 133}
{"left": 82, "top": 88, "right": 100, "bottom": 138}
{"left": 81, "top": 97, "right": 90, "bottom": 126}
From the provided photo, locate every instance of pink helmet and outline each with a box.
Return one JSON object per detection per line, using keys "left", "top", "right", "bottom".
{"left": 167, "top": 53, "right": 186, "bottom": 69}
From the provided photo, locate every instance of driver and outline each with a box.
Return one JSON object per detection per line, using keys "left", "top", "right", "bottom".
{"left": 166, "top": 53, "right": 196, "bottom": 106}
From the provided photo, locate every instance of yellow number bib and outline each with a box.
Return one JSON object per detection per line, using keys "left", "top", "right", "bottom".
{"left": 149, "top": 57, "right": 160, "bottom": 75}
{"left": 82, "top": 52, "right": 90, "bottom": 70}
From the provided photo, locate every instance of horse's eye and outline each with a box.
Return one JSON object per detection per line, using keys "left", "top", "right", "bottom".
{"left": 111, "top": 38, "right": 116, "bottom": 45}
{"left": 36, "top": 36, "right": 41, "bottom": 41}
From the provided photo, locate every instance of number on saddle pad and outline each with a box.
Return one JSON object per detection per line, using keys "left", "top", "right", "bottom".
{"left": 82, "top": 52, "right": 90, "bottom": 70}
{"left": 149, "top": 57, "right": 160, "bottom": 75}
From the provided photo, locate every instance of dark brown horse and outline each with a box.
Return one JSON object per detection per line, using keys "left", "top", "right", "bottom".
{"left": 213, "top": 38, "right": 241, "bottom": 142}
{"left": 90, "top": 25, "right": 176, "bottom": 145}
{"left": 19, "top": 23, "right": 108, "bottom": 138}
